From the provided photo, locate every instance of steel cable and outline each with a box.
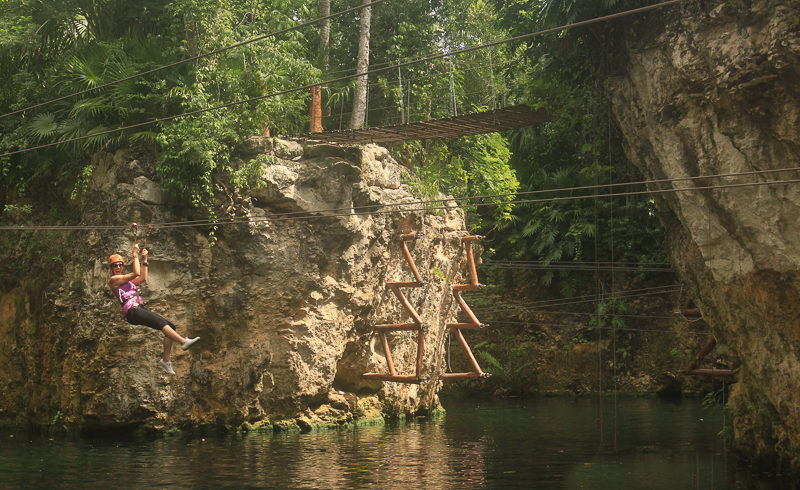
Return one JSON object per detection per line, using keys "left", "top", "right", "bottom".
{"left": 1, "top": 172, "right": 798, "bottom": 231}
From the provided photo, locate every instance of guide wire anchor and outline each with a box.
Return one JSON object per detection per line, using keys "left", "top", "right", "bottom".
{"left": 363, "top": 231, "right": 428, "bottom": 384}
{"left": 440, "top": 235, "right": 491, "bottom": 381}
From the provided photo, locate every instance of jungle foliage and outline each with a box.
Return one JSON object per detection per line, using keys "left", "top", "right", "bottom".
{"left": 1, "top": 0, "right": 318, "bottom": 207}
{"left": 485, "top": 0, "right": 668, "bottom": 293}
{"left": 1, "top": 0, "right": 674, "bottom": 396}
{"left": 1, "top": 0, "right": 666, "bottom": 285}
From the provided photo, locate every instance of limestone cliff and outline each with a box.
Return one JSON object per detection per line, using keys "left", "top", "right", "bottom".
{"left": 0, "top": 140, "right": 472, "bottom": 431}
{"left": 607, "top": 0, "right": 800, "bottom": 470}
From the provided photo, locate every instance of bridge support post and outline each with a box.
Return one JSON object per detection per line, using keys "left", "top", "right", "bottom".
{"left": 309, "top": 85, "right": 322, "bottom": 133}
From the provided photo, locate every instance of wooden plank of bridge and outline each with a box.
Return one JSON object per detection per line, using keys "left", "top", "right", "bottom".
{"left": 295, "top": 105, "right": 549, "bottom": 144}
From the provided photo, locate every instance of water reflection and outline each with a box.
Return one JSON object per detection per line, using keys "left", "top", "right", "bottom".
{"left": 0, "top": 395, "right": 786, "bottom": 488}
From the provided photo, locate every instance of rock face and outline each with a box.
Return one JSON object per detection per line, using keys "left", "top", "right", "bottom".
{"left": 607, "top": 0, "right": 800, "bottom": 470}
{"left": 0, "top": 141, "right": 472, "bottom": 431}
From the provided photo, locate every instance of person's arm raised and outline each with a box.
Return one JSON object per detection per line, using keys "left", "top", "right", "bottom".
{"left": 133, "top": 247, "right": 148, "bottom": 285}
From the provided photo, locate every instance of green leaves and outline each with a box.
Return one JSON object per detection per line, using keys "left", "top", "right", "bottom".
{"left": 153, "top": 1, "right": 318, "bottom": 208}
{"left": 157, "top": 113, "right": 230, "bottom": 207}
{"left": 394, "top": 132, "right": 518, "bottom": 231}
{"left": 28, "top": 113, "right": 59, "bottom": 142}
{"left": 1, "top": 0, "right": 321, "bottom": 209}
{"left": 482, "top": 0, "right": 669, "bottom": 298}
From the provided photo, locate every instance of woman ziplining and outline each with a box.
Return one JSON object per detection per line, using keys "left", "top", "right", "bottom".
{"left": 108, "top": 240, "right": 199, "bottom": 375}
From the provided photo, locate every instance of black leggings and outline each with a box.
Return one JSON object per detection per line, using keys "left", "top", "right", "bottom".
{"left": 125, "top": 305, "right": 176, "bottom": 332}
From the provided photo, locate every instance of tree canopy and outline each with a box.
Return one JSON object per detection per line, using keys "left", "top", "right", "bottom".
{"left": 1, "top": 0, "right": 666, "bottom": 294}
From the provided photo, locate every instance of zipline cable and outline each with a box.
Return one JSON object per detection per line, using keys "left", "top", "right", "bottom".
{"left": 485, "top": 260, "right": 672, "bottom": 265}
{"left": 145, "top": 165, "right": 800, "bottom": 229}
{"left": 74, "top": 176, "right": 800, "bottom": 229}
{"left": 484, "top": 259, "right": 672, "bottom": 266}
{"left": 0, "top": 0, "right": 685, "bottom": 158}
{"left": 0, "top": 0, "right": 390, "bottom": 120}
{"left": 1, "top": 174, "right": 798, "bottom": 231}
{"left": 474, "top": 310, "right": 685, "bottom": 320}
{"left": 483, "top": 261, "right": 674, "bottom": 272}
{"left": 470, "top": 285, "right": 683, "bottom": 310}
{"left": 473, "top": 291, "right": 682, "bottom": 313}
{"left": 469, "top": 284, "right": 682, "bottom": 310}
{"left": 484, "top": 320, "right": 711, "bottom": 336}
{"left": 70, "top": 166, "right": 800, "bottom": 227}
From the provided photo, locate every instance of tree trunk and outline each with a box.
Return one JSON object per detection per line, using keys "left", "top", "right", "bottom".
{"left": 320, "top": 0, "right": 330, "bottom": 72}
{"left": 349, "top": 0, "right": 371, "bottom": 130}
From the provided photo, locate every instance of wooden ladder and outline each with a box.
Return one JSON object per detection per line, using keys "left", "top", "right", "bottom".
{"left": 440, "top": 236, "right": 491, "bottom": 380}
{"left": 363, "top": 232, "right": 429, "bottom": 384}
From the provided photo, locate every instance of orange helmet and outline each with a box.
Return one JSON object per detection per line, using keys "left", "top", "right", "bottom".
{"left": 108, "top": 254, "right": 124, "bottom": 266}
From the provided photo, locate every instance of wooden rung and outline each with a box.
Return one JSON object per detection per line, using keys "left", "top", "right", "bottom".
{"left": 362, "top": 373, "right": 428, "bottom": 383}
{"left": 374, "top": 323, "right": 422, "bottom": 331}
{"left": 439, "top": 236, "right": 489, "bottom": 382}
{"left": 400, "top": 237, "right": 424, "bottom": 284}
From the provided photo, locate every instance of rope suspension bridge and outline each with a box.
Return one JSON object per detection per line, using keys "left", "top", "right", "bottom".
{"left": 300, "top": 105, "right": 549, "bottom": 144}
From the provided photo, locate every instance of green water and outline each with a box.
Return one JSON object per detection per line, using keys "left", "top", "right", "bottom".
{"left": 0, "top": 395, "right": 785, "bottom": 488}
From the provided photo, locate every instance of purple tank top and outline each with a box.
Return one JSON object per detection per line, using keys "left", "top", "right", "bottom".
{"left": 113, "top": 281, "right": 144, "bottom": 318}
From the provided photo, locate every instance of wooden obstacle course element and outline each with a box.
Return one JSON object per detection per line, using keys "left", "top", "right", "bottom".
{"left": 309, "top": 85, "right": 323, "bottom": 133}
{"left": 298, "top": 105, "right": 549, "bottom": 144}
{"left": 675, "top": 301, "right": 735, "bottom": 377}
{"left": 683, "top": 336, "right": 735, "bottom": 377}
{"left": 440, "top": 235, "right": 491, "bottom": 381}
{"left": 363, "top": 232, "right": 429, "bottom": 384}
{"left": 677, "top": 298, "right": 702, "bottom": 319}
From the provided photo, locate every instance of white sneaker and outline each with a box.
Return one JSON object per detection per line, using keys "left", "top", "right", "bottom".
{"left": 158, "top": 359, "right": 176, "bottom": 375}
{"left": 181, "top": 337, "right": 200, "bottom": 351}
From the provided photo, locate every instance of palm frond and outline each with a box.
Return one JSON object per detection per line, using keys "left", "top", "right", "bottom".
{"left": 27, "top": 113, "right": 59, "bottom": 142}
{"left": 64, "top": 55, "right": 103, "bottom": 88}
{"left": 69, "top": 97, "right": 111, "bottom": 118}
{"left": 81, "top": 125, "right": 113, "bottom": 151}
{"left": 128, "top": 131, "right": 157, "bottom": 144}
{"left": 57, "top": 117, "right": 87, "bottom": 140}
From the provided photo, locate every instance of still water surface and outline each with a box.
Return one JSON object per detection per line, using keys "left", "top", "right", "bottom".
{"left": 0, "top": 395, "right": 779, "bottom": 488}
